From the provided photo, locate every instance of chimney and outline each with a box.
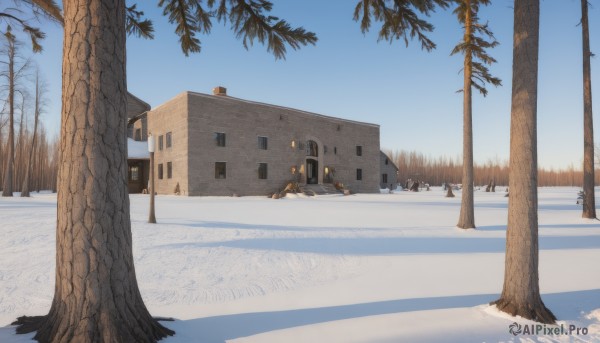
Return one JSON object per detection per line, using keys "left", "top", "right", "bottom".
{"left": 213, "top": 86, "right": 227, "bottom": 96}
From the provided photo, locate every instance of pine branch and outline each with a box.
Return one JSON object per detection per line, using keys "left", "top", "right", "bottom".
{"left": 126, "top": 4, "right": 155, "bottom": 39}
{"left": 229, "top": 0, "right": 317, "bottom": 59}
{"left": 159, "top": 0, "right": 204, "bottom": 55}
{"left": 27, "top": 0, "right": 63, "bottom": 24}
{"left": 0, "top": 12, "right": 46, "bottom": 53}
{"left": 353, "top": 0, "right": 448, "bottom": 52}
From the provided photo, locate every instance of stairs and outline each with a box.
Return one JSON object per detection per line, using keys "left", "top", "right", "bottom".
{"left": 299, "top": 184, "right": 341, "bottom": 196}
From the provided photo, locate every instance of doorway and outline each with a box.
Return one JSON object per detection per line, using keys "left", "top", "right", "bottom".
{"left": 306, "top": 159, "right": 318, "bottom": 184}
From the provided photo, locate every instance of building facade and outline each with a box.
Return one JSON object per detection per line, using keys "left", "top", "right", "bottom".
{"left": 128, "top": 88, "right": 383, "bottom": 196}
{"left": 380, "top": 151, "right": 399, "bottom": 190}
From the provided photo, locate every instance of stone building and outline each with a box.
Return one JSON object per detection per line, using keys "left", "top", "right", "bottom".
{"left": 128, "top": 87, "right": 383, "bottom": 196}
{"left": 380, "top": 151, "right": 399, "bottom": 190}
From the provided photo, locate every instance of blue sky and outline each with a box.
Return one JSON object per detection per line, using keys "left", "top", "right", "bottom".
{"left": 27, "top": 0, "right": 600, "bottom": 169}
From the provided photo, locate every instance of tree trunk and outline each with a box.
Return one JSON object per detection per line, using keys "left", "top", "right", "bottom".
{"left": 21, "top": 73, "right": 41, "bottom": 197}
{"left": 581, "top": 0, "right": 596, "bottom": 219}
{"left": 13, "top": 1, "right": 174, "bottom": 341}
{"left": 492, "top": 0, "right": 555, "bottom": 324}
{"left": 458, "top": 0, "right": 475, "bottom": 229}
{"left": 15, "top": 97, "right": 27, "bottom": 193}
{"left": 2, "top": 32, "right": 15, "bottom": 197}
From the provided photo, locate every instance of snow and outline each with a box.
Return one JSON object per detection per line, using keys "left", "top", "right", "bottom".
{"left": 0, "top": 187, "right": 599, "bottom": 342}
{"left": 128, "top": 137, "right": 150, "bottom": 159}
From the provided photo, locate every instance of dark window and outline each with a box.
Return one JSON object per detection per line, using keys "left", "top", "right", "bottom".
{"left": 258, "top": 136, "right": 268, "bottom": 150}
{"left": 258, "top": 163, "right": 268, "bottom": 179}
{"left": 324, "top": 146, "right": 328, "bottom": 154}
{"left": 306, "top": 140, "right": 318, "bottom": 157}
{"left": 159, "top": 136, "right": 164, "bottom": 150}
{"left": 134, "top": 128, "right": 141, "bottom": 141}
{"left": 158, "top": 163, "right": 163, "bottom": 179}
{"left": 215, "top": 162, "right": 226, "bottom": 179}
{"left": 167, "top": 162, "right": 172, "bottom": 179}
{"left": 334, "top": 147, "right": 337, "bottom": 155}
{"left": 166, "top": 132, "right": 172, "bottom": 148}
{"left": 356, "top": 146, "right": 362, "bottom": 156}
{"left": 215, "top": 132, "right": 226, "bottom": 147}
{"left": 385, "top": 158, "right": 389, "bottom": 165}
{"left": 356, "top": 168, "right": 363, "bottom": 181}
{"left": 129, "top": 165, "right": 139, "bottom": 181}
{"left": 382, "top": 173, "right": 388, "bottom": 184}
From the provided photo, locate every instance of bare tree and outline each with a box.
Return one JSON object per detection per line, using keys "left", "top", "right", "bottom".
{"left": 21, "top": 67, "right": 43, "bottom": 196}
{"left": 491, "top": 0, "right": 556, "bottom": 323}
{"left": 1, "top": 27, "right": 17, "bottom": 196}
{"left": 581, "top": 0, "right": 596, "bottom": 218}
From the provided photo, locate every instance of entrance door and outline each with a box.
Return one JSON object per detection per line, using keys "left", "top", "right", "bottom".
{"left": 306, "top": 159, "right": 318, "bottom": 184}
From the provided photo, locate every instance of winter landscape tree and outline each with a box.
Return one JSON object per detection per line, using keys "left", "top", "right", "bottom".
{"left": 580, "top": 0, "right": 596, "bottom": 219}
{"left": 452, "top": 0, "right": 501, "bottom": 229}
{"left": 0, "top": 27, "right": 29, "bottom": 197}
{"left": 11, "top": 1, "right": 317, "bottom": 342}
{"left": 491, "top": 0, "right": 556, "bottom": 323}
{"left": 20, "top": 68, "right": 43, "bottom": 197}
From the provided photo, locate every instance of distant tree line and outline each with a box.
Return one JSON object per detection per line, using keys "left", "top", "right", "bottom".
{"left": 0, "top": 124, "right": 58, "bottom": 193}
{"left": 386, "top": 149, "right": 599, "bottom": 188}
{"left": 0, "top": 27, "right": 57, "bottom": 195}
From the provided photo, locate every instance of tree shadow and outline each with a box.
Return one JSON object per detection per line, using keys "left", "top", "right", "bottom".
{"left": 160, "top": 289, "right": 600, "bottom": 343}
{"left": 152, "top": 235, "right": 600, "bottom": 255}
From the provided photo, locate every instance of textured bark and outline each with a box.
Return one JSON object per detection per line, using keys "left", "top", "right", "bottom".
{"left": 581, "top": 0, "right": 596, "bottom": 219}
{"left": 457, "top": 0, "right": 475, "bottom": 229}
{"left": 492, "top": 0, "right": 555, "bottom": 324}
{"left": 13, "top": 1, "right": 174, "bottom": 341}
{"left": 2, "top": 32, "right": 15, "bottom": 197}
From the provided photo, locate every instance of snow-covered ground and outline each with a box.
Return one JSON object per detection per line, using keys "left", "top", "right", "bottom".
{"left": 1, "top": 187, "right": 599, "bottom": 342}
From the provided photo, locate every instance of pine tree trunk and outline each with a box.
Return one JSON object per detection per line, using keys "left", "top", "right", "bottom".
{"left": 458, "top": 0, "right": 475, "bottom": 229}
{"left": 2, "top": 33, "right": 15, "bottom": 197}
{"left": 581, "top": 0, "right": 596, "bottom": 219}
{"left": 492, "top": 0, "right": 555, "bottom": 323}
{"left": 13, "top": 1, "right": 174, "bottom": 341}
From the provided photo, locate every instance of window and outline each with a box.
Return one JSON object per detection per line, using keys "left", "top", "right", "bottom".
{"left": 167, "top": 162, "right": 172, "bottom": 179}
{"left": 324, "top": 146, "right": 328, "bottom": 154}
{"left": 166, "top": 132, "right": 172, "bottom": 148}
{"left": 214, "top": 132, "right": 226, "bottom": 147}
{"left": 356, "top": 168, "right": 363, "bottom": 181}
{"left": 382, "top": 173, "right": 388, "bottom": 184}
{"left": 306, "top": 140, "right": 318, "bottom": 157}
{"left": 215, "top": 162, "right": 226, "bottom": 179}
{"left": 258, "top": 163, "right": 268, "bottom": 179}
{"left": 129, "top": 165, "right": 139, "bottom": 181}
{"left": 134, "top": 128, "right": 141, "bottom": 141}
{"left": 258, "top": 136, "right": 268, "bottom": 150}
{"left": 356, "top": 146, "right": 362, "bottom": 156}
{"left": 385, "top": 158, "right": 389, "bottom": 165}
{"left": 159, "top": 135, "right": 164, "bottom": 150}
{"left": 334, "top": 147, "right": 337, "bottom": 155}
{"left": 158, "top": 163, "right": 164, "bottom": 179}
